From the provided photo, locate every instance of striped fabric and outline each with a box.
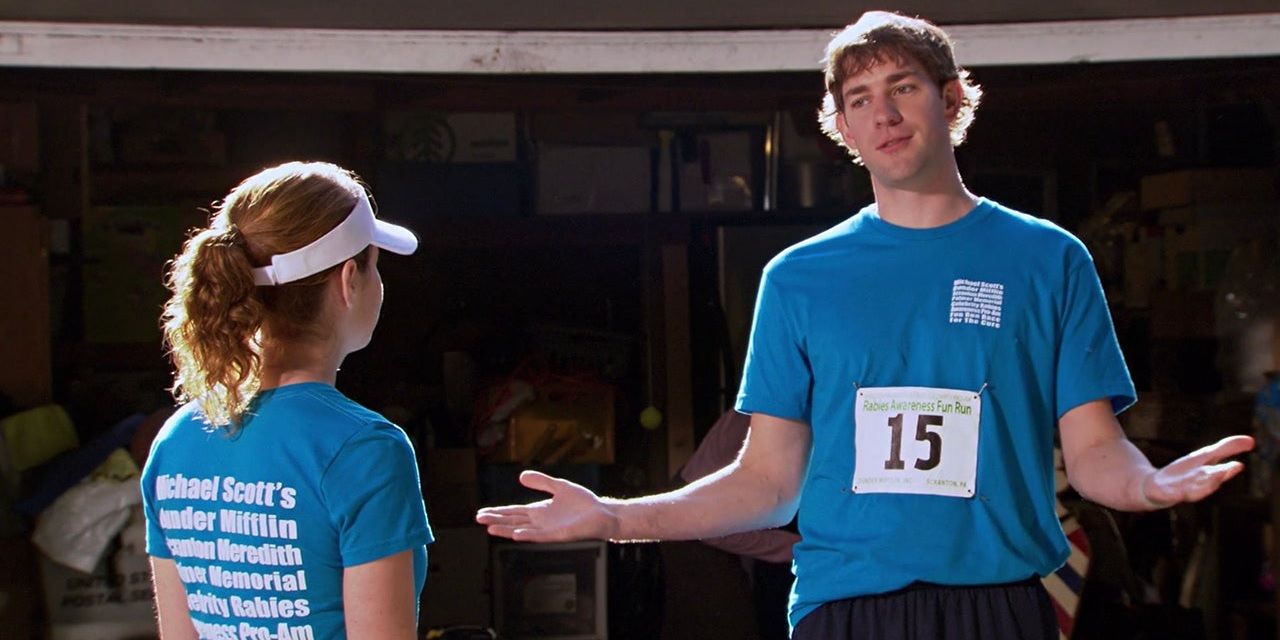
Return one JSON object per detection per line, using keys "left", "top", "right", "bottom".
{"left": 1042, "top": 449, "right": 1090, "bottom": 640}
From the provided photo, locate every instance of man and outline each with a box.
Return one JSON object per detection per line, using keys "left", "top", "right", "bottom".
{"left": 477, "top": 11, "right": 1254, "bottom": 639}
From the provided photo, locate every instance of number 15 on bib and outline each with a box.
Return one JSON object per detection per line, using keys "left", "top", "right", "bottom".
{"left": 852, "top": 386, "right": 981, "bottom": 498}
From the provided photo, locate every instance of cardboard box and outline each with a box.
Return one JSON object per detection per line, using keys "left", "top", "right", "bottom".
{"left": 421, "top": 527, "right": 491, "bottom": 629}
{"left": 536, "top": 145, "right": 651, "bottom": 215}
{"left": 1140, "top": 168, "right": 1276, "bottom": 211}
{"left": 493, "top": 384, "right": 615, "bottom": 465}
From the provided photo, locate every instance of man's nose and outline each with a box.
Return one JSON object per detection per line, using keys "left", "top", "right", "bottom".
{"left": 874, "top": 99, "right": 902, "bottom": 126}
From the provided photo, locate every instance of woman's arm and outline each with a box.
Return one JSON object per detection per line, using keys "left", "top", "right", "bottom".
{"left": 150, "top": 557, "right": 198, "bottom": 640}
{"left": 343, "top": 549, "right": 419, "bottom": 640}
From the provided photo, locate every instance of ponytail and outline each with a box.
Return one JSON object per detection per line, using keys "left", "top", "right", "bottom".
{"left": 162, "top": 223, "right": 265, "bottom": 429}
{"left": 162, "top": 161, "right": 375, "bottom": 429}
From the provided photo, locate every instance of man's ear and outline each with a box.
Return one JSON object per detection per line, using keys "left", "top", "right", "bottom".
{"left": 942, "top": 79, "right": 963, "bottom": 121}
{"left": 337, "top": 259, "right": 359, "bottom": 309}
{"left": 835, "top": 112, "right": 860, "bottom": 156}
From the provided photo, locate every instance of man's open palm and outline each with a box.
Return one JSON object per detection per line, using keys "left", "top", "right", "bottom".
{"left": 475, "top": 470, "right": 618, "bottom": 542}
{"left": 1144, "top": 435, "right": 1254, "bottom": 506}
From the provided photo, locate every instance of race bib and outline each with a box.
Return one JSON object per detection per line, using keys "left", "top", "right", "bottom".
{"left": 852, "top": 386, "right": 981, "bottom": 498}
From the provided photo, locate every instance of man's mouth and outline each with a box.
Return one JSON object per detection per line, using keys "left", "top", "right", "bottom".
{"left": 877, "top": 135, "right": 911, "bottom": 152}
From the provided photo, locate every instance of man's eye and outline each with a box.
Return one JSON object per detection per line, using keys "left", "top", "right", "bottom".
{"left": 894, "top": 84, "right": 916, "bottom": 95}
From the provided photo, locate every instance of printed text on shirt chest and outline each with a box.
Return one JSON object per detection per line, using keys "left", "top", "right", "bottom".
{"left": 948, "top": 278, "right": 1005, "bottom": 329}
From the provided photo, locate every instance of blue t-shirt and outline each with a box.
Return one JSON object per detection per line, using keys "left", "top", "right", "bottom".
{"left": 736, "top": 198, "right": 1135, "bottom": 628}
{"left": 141, "top": 382, "right": 433, "bottom": 640}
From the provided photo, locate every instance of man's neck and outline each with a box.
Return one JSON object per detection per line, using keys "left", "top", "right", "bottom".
{"left": 869, "top": 169, "right": 979, "bottom": 229}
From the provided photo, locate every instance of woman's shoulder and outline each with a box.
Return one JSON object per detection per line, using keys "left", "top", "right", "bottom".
{"left": 151, "top": 401, "right": 212, "bottom": 441}
{"left": 256, "top": 384, "right": 408, "bottom": 449}
{"left": 289, "top": 385, "right": 397, "bottom": 431}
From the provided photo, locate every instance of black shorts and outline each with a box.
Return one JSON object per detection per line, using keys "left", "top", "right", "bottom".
{"left": 792, "top": 577, "right": 1057, "bottom": 640}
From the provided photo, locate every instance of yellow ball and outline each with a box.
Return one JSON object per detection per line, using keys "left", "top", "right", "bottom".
{"left": 639, "top": 406, "right": 664, "bottom": 430}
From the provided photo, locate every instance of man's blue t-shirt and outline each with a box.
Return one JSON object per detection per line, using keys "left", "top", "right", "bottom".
{"left": 141, "top": 382, "right": 433, "bottom": 640}
{"left": 736, "top": 199, "right": 1135, "bottom": 627}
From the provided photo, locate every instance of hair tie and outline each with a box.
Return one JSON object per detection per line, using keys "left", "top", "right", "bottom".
{"left": 214, "top": 224, "right": 245, "bottom": 248}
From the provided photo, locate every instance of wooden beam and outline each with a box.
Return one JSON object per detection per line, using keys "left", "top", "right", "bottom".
{"left": 1, "top": 14, "right": 1278, "bottom": 73}
{"left": 662, "top": 243, "right": 694, "bottom": 479}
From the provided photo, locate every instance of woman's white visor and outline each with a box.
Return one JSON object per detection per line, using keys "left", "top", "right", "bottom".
{"left": 251, "top": 191, "right": 417, "bottom": 286}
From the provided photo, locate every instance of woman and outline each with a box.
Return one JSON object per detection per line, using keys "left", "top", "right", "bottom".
{"left": 141, "top": 161, "right": 432, "bottom": 639}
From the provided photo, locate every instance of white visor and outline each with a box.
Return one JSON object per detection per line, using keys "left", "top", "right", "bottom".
{"left": 251, "top": 190, "right": 417, "bottom": 286}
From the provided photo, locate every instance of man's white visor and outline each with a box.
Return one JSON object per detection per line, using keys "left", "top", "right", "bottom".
{"left": 251, "top": 190, "right": 417, "bottom": 286}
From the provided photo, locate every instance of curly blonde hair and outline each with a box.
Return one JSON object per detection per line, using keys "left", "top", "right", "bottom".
{"left": 816, "top": 11, "right": 983, "bottom": 165}
{"left": 161, "top": 161, "right": 372, "bottom": 429}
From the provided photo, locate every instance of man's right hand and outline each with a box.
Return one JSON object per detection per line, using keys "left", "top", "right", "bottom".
{"left": 475, "top": 470, "right": 620, "bottom": 542}
{"left": 477, "top": 413, "right": 811, "bottom": 544}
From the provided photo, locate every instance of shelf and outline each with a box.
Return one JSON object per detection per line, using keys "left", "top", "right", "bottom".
{"left": 90, "top": 165, "right": 252, "bottom": 203}
{"left": 413, "top": 208, "right": 853, "bottom": 249}
{"left": 79, "top": 174, "right": 856, "bottom": 247}
{"left": 689, "top": 207, "right": 856, "bottom": 227}
{"left": 419, "top": 213, "right": 659, "bottom": 248}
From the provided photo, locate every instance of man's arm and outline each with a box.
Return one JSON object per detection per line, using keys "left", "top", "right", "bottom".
{"left": 476, "top": 413, "right": 811, "bottom": 542}
{"left": 700, "top": 528, "right": 800, "bottom": 564}
{"left": 1059, "top": 398, "right": 1254, "bottom": 511}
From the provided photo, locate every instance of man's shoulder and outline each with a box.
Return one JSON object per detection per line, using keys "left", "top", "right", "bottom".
{"left": 764, "top": 216, "right": 863, "bottom": 273}
{"left": 983, "top": 199, "right": 1089, "bottom": 256}
{"left": 984, "top": 199, "right": 1064, "bottom": 234}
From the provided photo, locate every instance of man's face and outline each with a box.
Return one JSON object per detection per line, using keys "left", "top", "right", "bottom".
{"left": 834, "top": 54, "right": 960, "bottom": 191}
